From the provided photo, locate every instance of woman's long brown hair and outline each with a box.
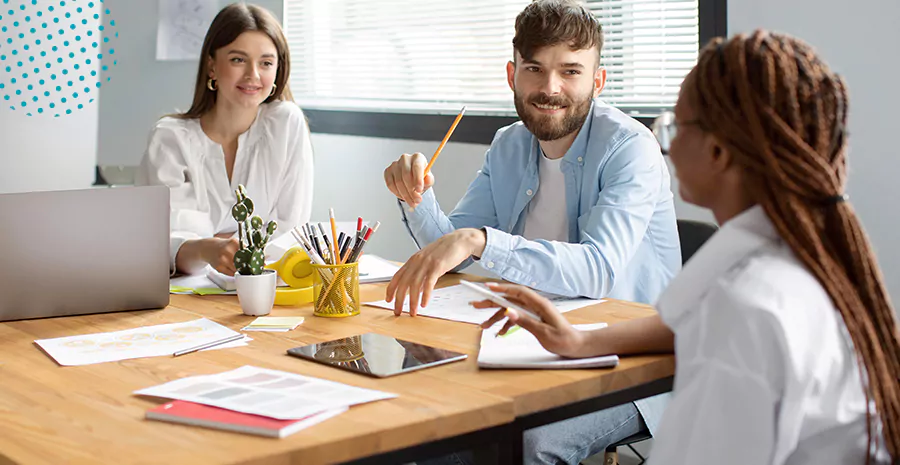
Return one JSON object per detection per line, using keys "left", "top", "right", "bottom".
{"left": 684, "top": 30, "right": 899, "bottom": 462}
{"left": 174, "top": 3, "right": 293, "bottom": 119}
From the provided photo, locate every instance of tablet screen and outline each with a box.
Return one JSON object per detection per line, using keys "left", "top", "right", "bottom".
{"left": 287, "top": 333, "right": 467, "bottom": 378}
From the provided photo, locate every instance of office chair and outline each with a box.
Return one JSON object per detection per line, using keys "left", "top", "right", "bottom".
{"left": 675, "top": 219, "right": 718, "bottom": 265}
{"left": 599, "top": 219, "right": 718, "bottom": 465}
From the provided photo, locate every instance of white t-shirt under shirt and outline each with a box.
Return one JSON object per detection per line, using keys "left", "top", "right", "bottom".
{"left": 136, "top": 100, "right": 314, "bottom": 274}
{"left": 522, "top": 151, "right": 568, "bottom": 242}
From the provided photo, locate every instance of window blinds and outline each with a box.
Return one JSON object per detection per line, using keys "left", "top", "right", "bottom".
{"left": 284, "top": 0, "right": 698, "bottom": 116}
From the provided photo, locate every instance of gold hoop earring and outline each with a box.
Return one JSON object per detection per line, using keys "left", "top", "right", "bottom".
{"left": 207, "top": 78, "right": 217, "bottom": 91}
{"left": 269, "top": 83, "right": 277, "bottom": 97}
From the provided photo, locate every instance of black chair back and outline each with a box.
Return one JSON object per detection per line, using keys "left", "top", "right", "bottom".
{"left": 677, "top": 219, "right": 718, "bottom": 265}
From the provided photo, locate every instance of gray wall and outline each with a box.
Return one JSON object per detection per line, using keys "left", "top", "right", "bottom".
{"left": 725, "top": 0, "right": 900, "bottom": 304}
{"left": 91, "top": 0, "right": 900, "bottom": 302}
{"left": 97, "top": 0, "right": 282, "bottom": 166}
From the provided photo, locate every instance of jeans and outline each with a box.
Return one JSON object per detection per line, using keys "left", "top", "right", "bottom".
{"left": 420, "top": 401, "right": 648, "bottom": 465}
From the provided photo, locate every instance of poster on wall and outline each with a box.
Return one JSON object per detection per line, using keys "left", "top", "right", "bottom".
{"left": 156, "top": 0, "right": 220, "bottom": 61}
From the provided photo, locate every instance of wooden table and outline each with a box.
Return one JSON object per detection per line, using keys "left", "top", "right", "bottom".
{"left": 0, "top": 275, "right": 673, "bottom": 465}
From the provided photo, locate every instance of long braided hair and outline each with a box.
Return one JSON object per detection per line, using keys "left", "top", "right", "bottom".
{"left": 684, "top": 30, "right": 900, "bottom": 461}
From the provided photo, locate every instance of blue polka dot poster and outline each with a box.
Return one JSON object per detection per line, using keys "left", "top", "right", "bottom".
{"left": 0, "top": 0, "right": 117, "bottom": 117}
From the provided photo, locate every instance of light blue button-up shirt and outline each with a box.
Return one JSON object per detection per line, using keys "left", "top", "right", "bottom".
{"left": 400, "top": 99, "right": 681, "bottom": 302}
{"left": 399, "top": 99, "right": 679, "bottom": 433}
{"left": 399, "top": 99, "right": 680, "bottom": 433}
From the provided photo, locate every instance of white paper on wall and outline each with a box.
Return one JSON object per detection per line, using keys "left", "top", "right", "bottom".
{"left": 156, "top": 0, "right": 219, "bottom": 61}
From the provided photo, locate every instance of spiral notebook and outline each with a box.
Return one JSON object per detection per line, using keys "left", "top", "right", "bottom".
{"left": 478, "top": 323, "right": 618, "bottom": 369}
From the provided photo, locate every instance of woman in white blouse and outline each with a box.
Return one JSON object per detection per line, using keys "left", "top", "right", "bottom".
{"left": 476, "top": 31, "right": 899, "bottom": 464}
{"left": 136, "top": 3, "right": 313, "bottom": 276}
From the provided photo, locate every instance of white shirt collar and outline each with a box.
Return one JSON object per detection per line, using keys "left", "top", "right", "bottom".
{"left": 657, "top": 205, "right": 781, "bottom": 327}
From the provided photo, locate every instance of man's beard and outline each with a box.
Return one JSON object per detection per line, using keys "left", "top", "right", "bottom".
{"left": 514, "top": 86, "right": 594, "bottom": 141}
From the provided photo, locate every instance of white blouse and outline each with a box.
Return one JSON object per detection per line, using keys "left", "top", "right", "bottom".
{"left": 648, "top": 206, "right": 890, "bottom": 465}
{"left": 136, "top": 101, "right": 314, "bottom": 273}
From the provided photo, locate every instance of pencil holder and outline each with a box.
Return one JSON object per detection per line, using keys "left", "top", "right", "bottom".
{"left": 311, "top": 262, "right": 360, "bottom": 318}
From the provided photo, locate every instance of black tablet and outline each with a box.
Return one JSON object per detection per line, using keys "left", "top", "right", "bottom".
{"left": 287, "top": 333, "right": 467, "bottom": 378}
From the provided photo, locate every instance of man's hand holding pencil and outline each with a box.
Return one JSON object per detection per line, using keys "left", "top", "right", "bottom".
{"left": 383, "top": 106, "right": 465, "bottom": 209}
{"left": 381, "top": 107, "right": 480, "bottom": 316}
{"left": 383, "top": 152, "right": 436, "bottom": 209}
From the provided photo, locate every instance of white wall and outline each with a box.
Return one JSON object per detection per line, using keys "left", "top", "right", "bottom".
{"left": 727, "top": 0, "right": 900, "bottom": 302}
{"left": 309, "top": 133, "right": 491, "bottom": 263}
{"left": 0, "top": 108, "right": 97, "bottom": 193}
{"left": 0, "top": 1, "right": 101, "bottom": 194}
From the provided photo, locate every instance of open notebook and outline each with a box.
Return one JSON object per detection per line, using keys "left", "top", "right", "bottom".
{"left": 478, "top": 322, "right": 618, "bottom": 369}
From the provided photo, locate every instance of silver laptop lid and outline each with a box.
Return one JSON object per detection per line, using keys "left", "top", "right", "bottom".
{"left": 0, "top": 186, "right": 170, "bottom": 321}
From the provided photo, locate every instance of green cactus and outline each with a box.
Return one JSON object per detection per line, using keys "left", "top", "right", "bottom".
{"left": 231, "top": 184, "right": 277, "bottom": 275}
{"left": 233, "top": 202, "right": 248, "bottom": 218}
{"left": 249, "top": 249, "right": 266, "bottom": 275}
{"left": 234, "top": 249, "right": 253, "bottom": 276}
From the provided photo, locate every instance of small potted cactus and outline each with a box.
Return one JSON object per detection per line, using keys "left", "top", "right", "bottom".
{"left": 232, "top": 185, "right": 278, "bottom": 316}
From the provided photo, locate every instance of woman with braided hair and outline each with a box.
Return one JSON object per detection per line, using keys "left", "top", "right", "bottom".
{"left": 475, "top": 30, "right": 898, "bottom": 464}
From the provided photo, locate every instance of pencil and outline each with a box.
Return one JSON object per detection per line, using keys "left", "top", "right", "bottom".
{"left": 424, "top": 106, "right": 466, "bottom": 175}
{"left": 173, "top": 333, "right": 244, "bottom": 357}
{"left": 329, "top": 208, "right": 340, "bottom": 265}
{"left": 340, "top": 237, "right": 353, "bottom": 264}
{"left": 291, "top": 227, "right": 325, "bottom": 265}
{"left": 317, "top": 223, "right": 333, "bottom": 262}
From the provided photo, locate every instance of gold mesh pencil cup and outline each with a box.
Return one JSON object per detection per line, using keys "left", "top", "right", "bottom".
{"left": 311, "top": 262, "right": 360, "bottom": 317}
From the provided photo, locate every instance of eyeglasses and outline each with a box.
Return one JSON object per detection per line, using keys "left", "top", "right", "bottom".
{"left": 651, "top": 111, "right": 703, "bottom": 155}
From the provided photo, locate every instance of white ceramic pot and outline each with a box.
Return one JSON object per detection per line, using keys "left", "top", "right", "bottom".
{"left": 235, "top": 269, "right": 277, "bottom": 316}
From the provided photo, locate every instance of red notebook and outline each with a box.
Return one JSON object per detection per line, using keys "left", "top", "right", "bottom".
{"left": 146, "top": 400, "right": 346, "bottom": 438}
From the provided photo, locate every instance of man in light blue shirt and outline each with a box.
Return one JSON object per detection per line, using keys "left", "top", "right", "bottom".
{"left": 383, "top": 1, "right": 680, "bottom": 464}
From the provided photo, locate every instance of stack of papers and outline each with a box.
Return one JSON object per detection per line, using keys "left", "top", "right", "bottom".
{"left": 135, "top": 366, "right": 397, "bottom": 420}
{"left": 364, "top": 284, "right": 604, "bottom": 325}
{"left": 169, "top": 255, "right": 397, "bottom": 295}
{"left": 170, "top": 271, "right": 235, "bottom": 295}
{"left": 478, "top": 322, "right": 618, "bottom": 369}
{"left": 34, "top": 319, "right": 249, "bottom": 366}
{"left": 241, "top": 317, "right": 305, "bottom": 332}
{"left": 357, "top": 255, "right": 401, "bottom": 283}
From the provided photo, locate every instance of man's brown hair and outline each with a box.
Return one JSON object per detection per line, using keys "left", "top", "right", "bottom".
{"left": 512, "top": 0, "right": 604, "bottom": 65}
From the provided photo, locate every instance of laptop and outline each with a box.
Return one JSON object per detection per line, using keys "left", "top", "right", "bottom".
{"left": 0, "top": 186, "right": 170, "bottom": 321}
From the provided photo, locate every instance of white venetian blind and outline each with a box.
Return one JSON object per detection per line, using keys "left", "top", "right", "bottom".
{"left": 284, "top": 0, "right": 698, "bottom": 116}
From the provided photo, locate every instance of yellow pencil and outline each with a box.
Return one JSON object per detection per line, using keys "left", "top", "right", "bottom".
{"left": 424, "top": 106, "right": 467, "bottom": 175}
{"left": 329, "top": 208, "right": 340, "bottom": 265}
